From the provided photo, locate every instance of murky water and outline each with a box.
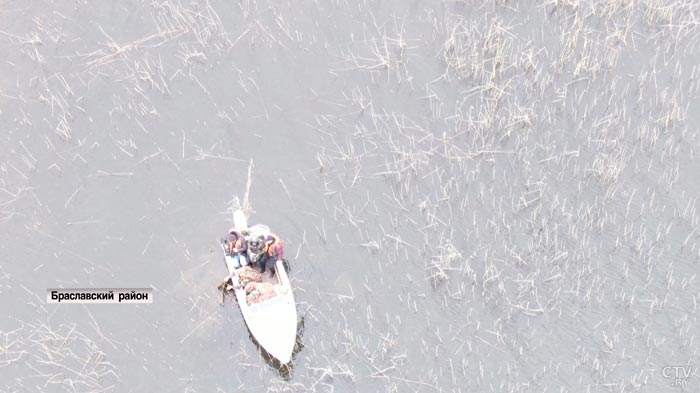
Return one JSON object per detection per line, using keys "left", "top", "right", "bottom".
{"left": 2, "top": 0, "right": 700, "bottom": 392}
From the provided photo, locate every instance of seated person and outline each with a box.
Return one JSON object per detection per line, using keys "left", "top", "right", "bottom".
{"left": 224, "top": 228, "right": 248, "bottom": 269}
{"left": 247, "top": 233, "right": 285, "bottom": 276}
{"left": 261, "top": 234, "right": 285, "bottom": 276}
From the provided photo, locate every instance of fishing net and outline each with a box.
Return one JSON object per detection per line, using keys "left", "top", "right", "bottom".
{"left": 238, "top": 266, "right": 262, "bottom": 287}
{"left": 245, "top": 282, "right": 277, "bottom": 304}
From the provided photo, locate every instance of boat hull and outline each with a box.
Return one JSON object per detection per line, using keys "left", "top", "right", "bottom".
{"left": 224, "top": 254, "right": 297, "bottom": 364}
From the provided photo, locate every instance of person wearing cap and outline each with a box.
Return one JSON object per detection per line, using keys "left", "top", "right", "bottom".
{"left": 246, "top": 234, "right": 266, "bottom": 268}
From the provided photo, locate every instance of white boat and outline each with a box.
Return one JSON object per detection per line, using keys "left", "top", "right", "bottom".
{"left": 222, "top": 211, "right": 298, "bottom": 364}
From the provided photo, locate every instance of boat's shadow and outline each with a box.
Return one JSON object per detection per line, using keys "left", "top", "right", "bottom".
{"left": 249, "top": 315, "right": 305, "bottom": 380}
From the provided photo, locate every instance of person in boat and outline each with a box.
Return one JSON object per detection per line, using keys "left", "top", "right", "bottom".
{"left": 246, "top": 235, "right": 267, "bottom": 270}
{"left": 224, "top": 228, "right": 248, "bottom": 269}
{"left": 250, "top": 233, "right": 285, "bottom": 276}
